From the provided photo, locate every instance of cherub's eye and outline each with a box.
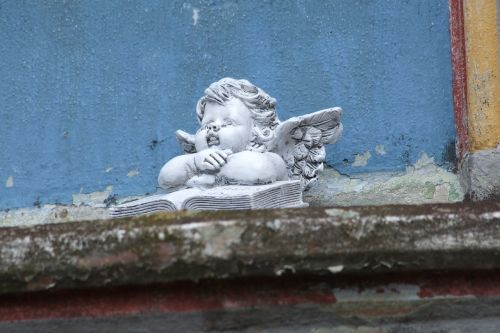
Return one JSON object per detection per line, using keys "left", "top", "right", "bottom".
{"left": 223, "top": 119, "right": 234, "bottom": 127}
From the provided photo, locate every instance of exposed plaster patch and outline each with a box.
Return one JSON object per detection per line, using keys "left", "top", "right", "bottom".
{"left": 105, "top": 166, "right": 113, "bottom": 173}
{"left": 352, "top": 151, "right": 371, "bottom": 167}
{"left": 375, "top": 144, "right": 386, "bottom": 155}
{"left": 5, "top": 176, "right": 13, "bottom": 188}
{"left": 72, "top": 186, "right": 113, "bottom": 207}
{"left": 306, "top": 153, "right": 464, "bottom": 206}
{"left": 127, "top": 169, "right": 139, "bottom": 177}
{"left": 192, "top": 8, "right": 200, "bottom": 26}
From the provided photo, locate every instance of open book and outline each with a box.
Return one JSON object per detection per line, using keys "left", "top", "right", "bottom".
{"left": 111, "top": 180, "right": 306, "bottom": 217}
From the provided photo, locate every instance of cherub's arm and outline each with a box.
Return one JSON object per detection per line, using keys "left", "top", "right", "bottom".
{"left": 158, "top": 149, "right": 232, "bottom": 189}
{"left": 158, "top": 154, "right": 197, "bottom": 189}
{"left": 219, "top": 151, "right": 288, "bottom": 185}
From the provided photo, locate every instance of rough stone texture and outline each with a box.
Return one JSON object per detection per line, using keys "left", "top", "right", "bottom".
{"left": 0, "top": 201, "right": 498, "bottom": 294}
{"left": 460, "top": 144, "right": 500, "bottom": 201}
{"left": 306, "top": 154, "right": 463, "bottom": 206}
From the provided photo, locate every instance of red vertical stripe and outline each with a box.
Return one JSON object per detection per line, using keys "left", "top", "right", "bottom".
{"left": 449, "top": 0, "right": 469, "bottom": 160}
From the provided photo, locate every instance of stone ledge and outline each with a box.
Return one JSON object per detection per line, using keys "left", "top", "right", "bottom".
{"left": 0, "top": 201, "right": 499, "bottom": 294}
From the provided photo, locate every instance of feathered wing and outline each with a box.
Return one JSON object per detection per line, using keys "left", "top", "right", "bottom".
{"left": 270, "top": 107, "right": 343, "bottom": 188}
{"left": 175, "top": 130, "right": 197, "bottom": 154}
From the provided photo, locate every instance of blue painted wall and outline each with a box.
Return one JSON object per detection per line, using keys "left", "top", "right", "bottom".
{"left": 0, "top": 0, "right": 455, "bottom": 209}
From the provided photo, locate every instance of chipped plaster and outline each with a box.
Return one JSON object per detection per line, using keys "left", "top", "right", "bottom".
{"left": 72, "top": 186, "right": 113, "bottom": 207}
{"left": 306, "top": 154, "right": 464, "bottom": 206}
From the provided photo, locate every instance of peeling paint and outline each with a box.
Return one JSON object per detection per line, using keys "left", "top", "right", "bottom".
{"left": 105, "top": 167, "right": 113, "bottom": 173}
{"left": 375, "top": 145, "right": 386, "bottom": 155}
{"left": 352, "top": 151, "right": 371, "bottom": 167}
{"left": 5, "top": 176, "right": 13, "bottom": 188}
{"left": 192, "top": 8, "right": 200, "bottom": 26}
{"left": 127, "top": 170, "right": 139, "bottom": 178}
{"left": 72, "top": 186, "right": 113, "bottom": 207}
{"left": 306, "top": 154, "right": 464, "bottom": 206}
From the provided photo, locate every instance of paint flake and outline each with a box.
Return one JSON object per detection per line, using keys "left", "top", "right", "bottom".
{"left": 5, "top": 176, "right": 13, "bottom": 188}
{"left": 352, "top": 151, "right": 371, "bottom": 167}
{"left": 192, "top": 8, "right": 200, "bottom": 26}
{"left": 127, "top": 170, "right": 139, "bottom": 177}
{"left": 375, "top": 144, "right": 386, "bottom": 155}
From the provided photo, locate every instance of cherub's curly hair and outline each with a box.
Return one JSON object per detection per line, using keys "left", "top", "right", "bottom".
{"left": 196, "top": 78, "right": 279, "bottom": 152}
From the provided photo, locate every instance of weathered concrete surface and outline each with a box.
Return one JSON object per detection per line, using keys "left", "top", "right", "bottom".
{"left": 307, "top": 154, "right": 463, "bottom": 206}
{"left": 460, "top": 144, "right": 500, "bottom": 201}
{"left": 0, "top": 201, "right": 499, "bottom": 294}
{"left": 0, "top": 204, "right": 110, "bottom": 227}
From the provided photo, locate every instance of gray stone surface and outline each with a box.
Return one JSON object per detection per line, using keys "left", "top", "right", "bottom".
{"left": 460, "top": 144, "right": 500, "bottom": 201}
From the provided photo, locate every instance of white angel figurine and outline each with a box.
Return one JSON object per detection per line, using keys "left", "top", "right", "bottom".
{"left": 158, "top": 78, "right": 342, "bottom": 191}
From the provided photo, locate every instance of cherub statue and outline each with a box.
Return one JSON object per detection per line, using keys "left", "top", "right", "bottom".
{"left": 158, "top": 78, "right": 342, "bottom": 191}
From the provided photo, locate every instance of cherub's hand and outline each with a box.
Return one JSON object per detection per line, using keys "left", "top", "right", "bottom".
{"left": 194, "top": 149, "right": 232, "bottom": 172}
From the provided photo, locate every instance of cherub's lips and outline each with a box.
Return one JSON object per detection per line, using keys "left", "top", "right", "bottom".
{"left": 206, "top": 134, "right": 219, "bottom": 146}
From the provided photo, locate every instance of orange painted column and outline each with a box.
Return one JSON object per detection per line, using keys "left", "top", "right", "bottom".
{"left": 463, "top": 0, "right": 500, "bottom": 151}
{"left": 453, "top": 0, "right": 500, "bottom": 200}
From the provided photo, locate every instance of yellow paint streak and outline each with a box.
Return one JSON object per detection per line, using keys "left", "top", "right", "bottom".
{"left": 464, "top": 0, "right": 500, "bottom": 151}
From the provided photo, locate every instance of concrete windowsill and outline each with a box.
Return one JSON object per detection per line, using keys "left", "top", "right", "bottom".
{"left": 0, "top": 201, "right": 499, "bottom": 295}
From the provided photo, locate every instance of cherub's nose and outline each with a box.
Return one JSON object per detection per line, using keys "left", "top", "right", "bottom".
{"left": 208, "top": 123, "right": 220, "bottom": 132}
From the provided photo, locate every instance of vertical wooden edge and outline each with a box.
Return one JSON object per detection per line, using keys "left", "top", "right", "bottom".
{"left": 449, "top": 0, "right": 469, "bottom": 161}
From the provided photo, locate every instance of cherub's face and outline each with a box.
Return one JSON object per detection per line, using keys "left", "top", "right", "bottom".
{"left": 195, "top": 98, "right": 253, "bottom": 153}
